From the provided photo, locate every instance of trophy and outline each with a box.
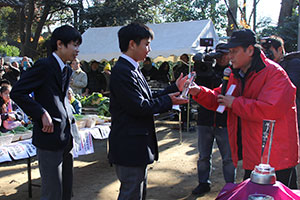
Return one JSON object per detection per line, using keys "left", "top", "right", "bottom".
{"left": 180, "top": 71, "right": 196, "bottom": 99}
{"left": 250, "top": 120, "right": 276, "bottom": 185}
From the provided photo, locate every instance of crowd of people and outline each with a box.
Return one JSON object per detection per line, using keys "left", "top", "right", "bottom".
{"left": 0, "top": 57, "right": 33, "bottom": 133}
{"left": 0, "top": 21, "right": 299, "bottom": 200}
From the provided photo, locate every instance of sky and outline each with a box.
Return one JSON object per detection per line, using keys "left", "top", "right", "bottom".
{"left": 249, "top": 0, "right": 281, "bottom": 26}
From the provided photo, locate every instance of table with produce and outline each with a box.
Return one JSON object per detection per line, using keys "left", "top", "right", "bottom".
{"left": 0, "top": 92, "right": 111, "bottom": 163}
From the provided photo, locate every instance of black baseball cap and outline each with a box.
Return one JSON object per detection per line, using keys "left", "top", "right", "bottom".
{"left": 192, "top": 53, "right": 203, "bottom": 62}
{"left": 225, "top": 29, "right": 257, "bottom": 48}
{"left": 215, "top": 43, "right": 230, "bottom": 54}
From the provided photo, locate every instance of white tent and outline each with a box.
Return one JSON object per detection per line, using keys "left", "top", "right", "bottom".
{"left": 78, "top": 19, "right": 219, "bottom": 61}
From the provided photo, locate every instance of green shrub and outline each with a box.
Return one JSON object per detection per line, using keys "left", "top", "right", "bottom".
{"left": 0, "top": 43, "right": 20, "bottom": 57}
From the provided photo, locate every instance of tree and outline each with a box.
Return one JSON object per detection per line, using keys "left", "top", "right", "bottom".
{"left": 259, "top": 6, "right": 298, "bottom": 52}
{"left": 258, "top": 0, "right": 299, "bottom": 52}
{"left": 224, "top": 0, "right": 238, "bottom": 35}
{"left": 278, "top": 0, "right": 295, "bottom": 27}
{"left": 0, "top": 7, "right": 20, "bottom": 45}
{"left": 17, "top": 0, "right": 73, "bottom": 59}
{"left": 160, "top": 0, "right": 227, "bottom": 32}
{"left": 0, "top": 43, "right": 20, "bottom": 57}
{"left": 80, "top": 0, "right": 162, "bottom": 28}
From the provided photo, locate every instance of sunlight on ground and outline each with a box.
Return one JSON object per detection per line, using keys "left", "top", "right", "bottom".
{"left": 96, "top": 180, "right": 120, "bottom": 200}
{"left": 74, "top": 160, "right": 98, "bottom": 167}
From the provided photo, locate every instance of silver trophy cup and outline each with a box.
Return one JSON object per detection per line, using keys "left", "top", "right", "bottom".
{"left": 250, "top": 120, "right": 276, "bottom": 185}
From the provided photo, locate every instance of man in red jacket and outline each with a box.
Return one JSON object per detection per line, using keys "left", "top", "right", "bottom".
{"left": 189, "top": 29, "right": 299, "bottom": 188}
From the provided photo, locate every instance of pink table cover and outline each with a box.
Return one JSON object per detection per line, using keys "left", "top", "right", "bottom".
{"left": 216, "top": 179, "right": 300, "bottom": 200}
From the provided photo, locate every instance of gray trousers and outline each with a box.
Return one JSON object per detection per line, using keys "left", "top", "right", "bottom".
{"left": 197, "top": 125, "right": 236, "bottom": 184}
{"left": 37, "top": 139, "right": 73, "bottom": 200}
{"left": 115, "top": 164, "right": 147, "bottom": 200}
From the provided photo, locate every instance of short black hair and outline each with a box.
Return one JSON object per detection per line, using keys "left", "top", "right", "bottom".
{"left": 118, "top": 22, "right": 154, "bottom": 53}
{"left": 145, "top": 57, "right": 151, "bottom": 62}
{"left": 0, "top": 85, "right": 11, "bottom": 94}
{"left": 269, "top": 36, "right": 284, "bottom": 50}
{"left": 50, "top": 25, "right": 82, "bottom": 52}
{"left": 0, "top": 79, "right": 11, "bottom": 86}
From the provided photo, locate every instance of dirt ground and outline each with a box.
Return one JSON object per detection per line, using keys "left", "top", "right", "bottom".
{"left": 0, "top": 125, "right": 298, "bottom": 200}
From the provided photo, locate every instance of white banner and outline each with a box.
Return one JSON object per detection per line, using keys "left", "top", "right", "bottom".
{"left": 217, "top": 84, "right": 236, "bottom": 114}
{"left": 74, "top": 131, "right": 94, "bottom": 156}
{"left": 19, "top": 139, "right": 36, "bottom": 157}
{"left": 0, "top": 146, "right": 12, "bottom": 163}
{"left": 6, "top": 143, "right": 28, "bottom": 160}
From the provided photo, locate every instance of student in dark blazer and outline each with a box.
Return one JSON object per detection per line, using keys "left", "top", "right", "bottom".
{"left": 10, "top": 25, "right": 82, "bottom": 200}
{"left": 108, "top": 22, "right": 188, "bottom": 200}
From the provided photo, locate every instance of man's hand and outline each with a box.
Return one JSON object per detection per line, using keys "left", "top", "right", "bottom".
{"left": 188, "top": 82, "right": 201, "bottom": 96}
{"left": 168, "top": 92, "right": 189, "bottom": 105}
{"left": 175, "top": 73, "right": 188, "bottom": 91}
{"left": 217, "top": 94, "right": 235, "bottom": 108}
{"left": 41, "top": 112, "right": 54, "bottom": 133}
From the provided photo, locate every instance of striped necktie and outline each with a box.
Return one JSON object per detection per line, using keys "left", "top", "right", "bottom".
{"left": 62, "top": 66, "right": 68, "bottom": 92}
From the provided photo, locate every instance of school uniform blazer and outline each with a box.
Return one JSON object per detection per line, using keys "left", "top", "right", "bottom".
{"left": 108, "top": 57, "right": 179, "bottom": 167}
{"left": 10, "top": 55, "right": 76, "bottom": 151}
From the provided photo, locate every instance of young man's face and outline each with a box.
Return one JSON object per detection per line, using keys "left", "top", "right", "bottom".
{"left": 132, "top": 38, "right": 151, "bottom": 62}
{"left": 59, "top": 40, "right": 80, "bottom": 63}
{"left": 229, "top": 46, "right": 253, "bottom": 72}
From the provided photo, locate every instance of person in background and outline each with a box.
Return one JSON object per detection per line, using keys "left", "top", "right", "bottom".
{"left": 0, "top": 57, "right": 5, "bottom": 79}
{"left": 0, "top": 57, "right": 3, "bottom": 68}
{"left": 103, "top": 62, "right": 111, "bottom": 92}
{"left": 173, "top": 53, "right": 192, "bottom": 131}
{"left": 141, "top": 56, "right": 158, "bottom": 81}
{"left": 11, "top": 25, "right": 82, "bottom": 200}
{"left": 2, "top": 62, "right": 20, "bottom": 86}
{"left": 0, "top": 79, "right": 11, "bottom": 87}
{"left": 68, "top": 88, "right": 82, "bottom": 114}
{"left": 20, "top": 56, "right": 32, "bottom": 76}
{"left": 261, "top": 35, "right": 300, "bottom": 133}
{"left": 11, "top": 61, "right": 20, "bottom": 70}
{"left": 108, "top": 22, "right": 188, "bottom": 200}
{"left": 156, "top": 61, "right": 171, "bottom": 84}
{"left": 173, "top": 53, "right": 189, "bottom": 80}
{"left": 192, "top": 43, "right": 235, "bottom": 196}
{"left": 70, "top": 58, "right": 88, "bottom": 96}
{"left": 84, "top": 60, "right": 107, "bottom": 95}
{"left": 189, "top": 29, "right": 299, "bottom": 189}
{"left": 0, "top": 85, "right": 25, "bottom": 132}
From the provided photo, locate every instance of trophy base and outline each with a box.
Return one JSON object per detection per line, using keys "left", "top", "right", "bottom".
{"left": 250, "top": 164, "right": 276, "bottom": 185}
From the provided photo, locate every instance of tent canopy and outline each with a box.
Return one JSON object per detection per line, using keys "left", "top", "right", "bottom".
{"left": 78, "top": 19, "right": 219, "bottom": 62}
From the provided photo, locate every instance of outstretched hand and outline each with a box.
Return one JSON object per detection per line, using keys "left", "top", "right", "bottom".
{"left": 175, "top": 73, "right": 188, "bottom": 91}
{"left": 168, "top": 92, "right": 189, "bottom": 105}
